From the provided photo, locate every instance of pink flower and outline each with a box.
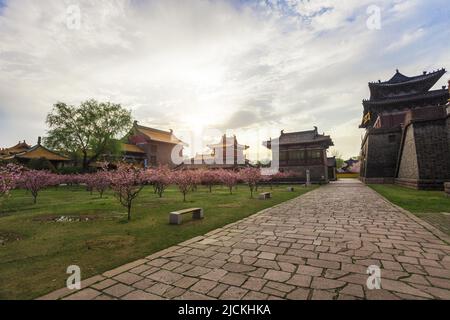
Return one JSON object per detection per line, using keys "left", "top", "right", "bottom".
{"left": 239, "top": 168, "right": 261, "bottom": 198}
{"left": 144, "top": 165, "right": 172, "bottom": 198}
{"left": 109, "top": 164, "right": 145, "bottom": 221}
{"left": 172, "top": 170, "right": 197, "bottom": 202}
{"left": 0, "top": 164, "right": 22, "bottom": 200}
{"left": 18, "top": 170, "right": 57, "bottom": 204}
{"left": 217, "top": 169, "right": 239, "bottom": 194}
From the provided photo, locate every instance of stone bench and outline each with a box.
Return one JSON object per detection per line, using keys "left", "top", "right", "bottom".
{"left": 259, "top": 192, "right": 272, "bottom": 200}
{"left": 445, "top": 182, "right": 450, "bottom": 197}
{"left": 169, "top": 208, "right": 204, "bottom": 225}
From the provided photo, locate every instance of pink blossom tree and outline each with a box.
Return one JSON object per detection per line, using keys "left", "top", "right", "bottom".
{"left": 239, "top": 168, "right": 261, "bottom": 198}
{"left": 0, "top": 164, "right": 22, "bottom": 201}
{"left": 190, "top": 170, "right": 202, "bottom": 192}
{"left": 109, "top": 164, "right": 145, "bottom": 221}
{"left": 200, "top": 169, "right": 220, "bottom": 193}
{"left": 218, "top": 170, "right": 239, "bottom": 194}
{"left": 145, "top": 165, "right": 172, "bottom": 198}
{"left": 18, "top": 170, "right": 56, "bottom": 204}
{"left": 90, "top": 171, "right": 111, "bottom": 198}
{"left": 173, "top": 170, "right": 196, "bottom": 202}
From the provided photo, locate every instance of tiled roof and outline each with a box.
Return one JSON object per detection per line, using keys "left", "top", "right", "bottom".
{"left": 279, "top": 130, "right": 333, "bottom": 145}
{"left": 121, "top": 143, "right": 145, "bottom": 154}
{"left": 1, "top": 141, "right": 31, "bottom": 155}
{"left": 208, "top": 136, "right": 249, "bottom": 150}
{"left": 370, "top": 68, "right": 446, "bottom": 87}
{"left": 135, "top": 124, "right": 184, "bottom": 145}
{"left": 264, "top": 127, "right": 334, "bottom": 148}
{"left": 363, "top": 89, "right": 448, "bottom": 106}
{"left": 14, "top": 145, "right": 70, "bottom": 161}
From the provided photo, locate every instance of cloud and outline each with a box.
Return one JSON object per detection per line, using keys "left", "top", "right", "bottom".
{"left": 0, "top": 0, "right": 449, "bottom": 159}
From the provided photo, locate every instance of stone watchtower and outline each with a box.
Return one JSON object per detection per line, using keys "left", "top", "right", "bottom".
{"left": 359, "top": 68, "right": 450, "bottom": 189}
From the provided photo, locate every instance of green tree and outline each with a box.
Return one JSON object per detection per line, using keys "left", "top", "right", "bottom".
{"left": 45, "top": 99, "right": 132, "bottom": 171}
{"left": 331, "top": 149, "right": 345, "bottom": 169}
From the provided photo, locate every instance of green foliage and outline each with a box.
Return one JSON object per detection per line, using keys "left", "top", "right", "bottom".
{"left": 369, "top": 184, "right": 450, "bottom": 213}
{"left": 44, "top": 99, "right": 132, "bottom": 170}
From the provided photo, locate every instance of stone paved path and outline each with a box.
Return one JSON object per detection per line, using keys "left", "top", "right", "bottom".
{"left": 40, "top": 179, "right": 450, "bottom": 300}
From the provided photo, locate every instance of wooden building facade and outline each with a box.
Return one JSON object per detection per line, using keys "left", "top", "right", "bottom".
{"left": 264, "top": 127, "right": 334, "bottom": 183}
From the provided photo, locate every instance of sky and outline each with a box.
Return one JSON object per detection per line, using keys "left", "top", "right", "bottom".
{"left": 0, "top": 0, "right": 449, "bottom": 161}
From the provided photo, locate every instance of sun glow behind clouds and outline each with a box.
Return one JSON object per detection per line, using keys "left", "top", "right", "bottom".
{"left": 0, "top": 0, "right": 449, "bottom": 160}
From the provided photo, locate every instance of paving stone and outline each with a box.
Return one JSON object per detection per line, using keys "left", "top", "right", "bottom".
{"left": 182, "top": 266, "right": 212, "bottom": 277}
{"left": 41, "top": 180, "right": 450, "bottom": 300}
{"left": 172, "top": 276, "right": 199, "bottom": 289}
{"left": 222, "top": 262, "right": 256, "bottom": 273}
{"left": 381, "top": 279, "right": 433, "bottom": 298}
{"left": 63, "top": 288, "right": 101, "bottom": 300}
{"left": 161, "top": 261, "right": 184, "bottom": 271}
{"left": 103, "top": 283, "right": 135, "bottom": 298}
{"left": 258, "top": 252, "right": 276, "bottom": 260}
{"left": 426, "top": 276, "right": 450, "bottom": 290}
{"left": 263, "top": 270, "right": 291, "bottom": 282}
{"left": 306, "top": 258, "right": 340, "bottom": 270}
{"left": 311, "top": 277, "right": 346, "bottom": 290}
{"left": 91, "top": 279, "right": 117, "bottom": 290}
{"left": 122, "top": 290, "right": 162, "bottom": 300}
{"left": 147, "top": 258, "right": 170, "bottom": 267}
{"left": 286, "top": 274, "right": 312, "bottom": 287}
{"left": 265, "top": 281, "right": 295, "bottom": 293}
{"left": 164, "top": 287, "right": 187, "bottom": 299}
{"left": 207, "top": 283, "right": 229, "bottom": 298}
{"left": 146, "top": 283, "right": 173, "bottom": 296}
{"left": 190, "top": 280, "right": 218, "bottom": 294}
{"left": 201, "top": 269, "right": 228, "bottom": 281}
{"left": 296, "top": 265, "right": 323, "bottom": 276}
{"left": 147, "top": 270, "right": 183, "bottom": 284}
{"left": 133, "top": 279, "right": 156, "bottom": 290}
{"left": 242, "top": 277, "right": 267, "bottom": 291}
{"left": 424, "top": 266, "right": 450, "bottom": 279}
{"left": 340, "top": 284, "right": 365, "bottom": 298}
{"left": 364, "top": 289, "right": 400, "bottom": 300}
{"left": 220, "top": 286, "right": 248, "bottom": 300}
{"left": 286, "top": 288, "right": 310, "bottom": 300}
{"left": 311, "top": 290, "right": 335, "bottom": 300}
{"left": 243, "top": 291, "right": 269, "bottom": 300}
{"left": 261, "top": 286, "right": 286, "bottom": 298}
{"left": 113, "top": 272, "right": 143, "bottom": 285}
{"left": 130, "top": 264, "right": 154, "bottom": 275}
{"left": 219, "top": 273, "right": 248, "bottom": 286}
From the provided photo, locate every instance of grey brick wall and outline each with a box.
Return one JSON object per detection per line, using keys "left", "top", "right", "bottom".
{"left": 363, "top": 128, "right": 402, "bottom": 178}
{"left": 413, "top": 118, "right": 450, "bottom": 180}
{"left": 397, "top": 125, "right": 419, "bottom": 179}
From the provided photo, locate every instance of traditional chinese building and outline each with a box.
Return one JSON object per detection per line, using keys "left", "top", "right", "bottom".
{"left": 359, "top": 68, "right": 450, "bottom": 189}
{"left": 122, "top": 121, "right": 186, "bottom": 168}
{"left": 264, "top": 127, "right": 334, "bottom": 183}
{"left": 186, "top": 135, "right": 250, "bottom": 169}
{"left": 0, "top": 137, "right": 70, "bottom": 168}
{"left": 0, "top": 140, "right": 31, "bottom": 158}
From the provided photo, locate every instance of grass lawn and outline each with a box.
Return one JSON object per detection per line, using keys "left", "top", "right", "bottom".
{"left": 369, "top": 184, "right": 450, "bottom": 236}
{"left": 0, "top": 184, "right": 317, "bottom": 299}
